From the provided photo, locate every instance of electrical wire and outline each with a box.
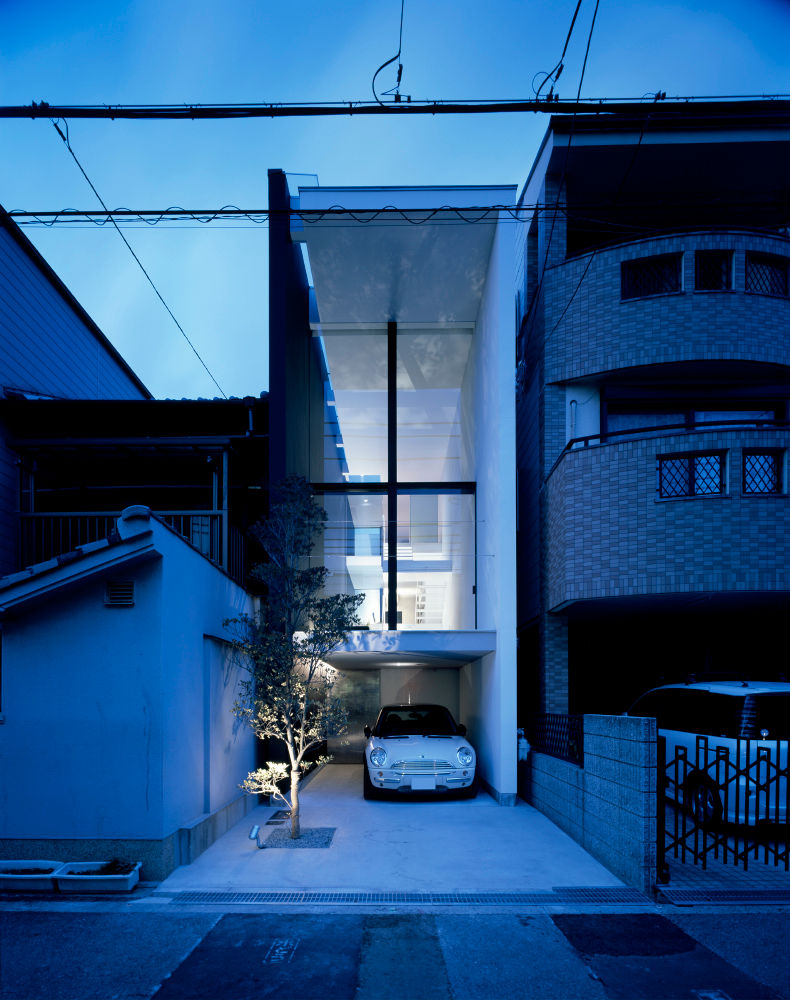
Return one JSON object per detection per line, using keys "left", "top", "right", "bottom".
{"left": 50, "top": 120, "right": 227, "bottom": 398}
{"left": 533, "top": 0, "right": 585, "bottom": 100}
{"left": 9, "top": 201, "right": 790, "bottom": 230}
{"left": 6, "top": 94, "right": 790, "bottom": 120}
{"left": 372, "top": 0, "right": 408, "bottom": 105}
{"left": 519, "top": 0, "right": 602, "bottom": 352}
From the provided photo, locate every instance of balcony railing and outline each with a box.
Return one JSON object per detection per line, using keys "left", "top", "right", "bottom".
{"left": 549, "top": 418, "right": 790, "bottom": 480}
{"left": 19, "top": 511, "right": 247, "bottom": 585}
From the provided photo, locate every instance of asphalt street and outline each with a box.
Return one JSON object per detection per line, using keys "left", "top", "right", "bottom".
{"left": 2, "top": 908, "right": 788, "bottom": 1000}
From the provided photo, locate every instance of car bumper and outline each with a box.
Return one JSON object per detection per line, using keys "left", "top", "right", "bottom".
{"left": 367, "top": 767, "right": 475, "bottom": 793}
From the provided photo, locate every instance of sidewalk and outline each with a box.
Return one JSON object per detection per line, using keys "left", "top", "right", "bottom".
{"left": 157, "top": 764, "right": 625, "bottom": 896}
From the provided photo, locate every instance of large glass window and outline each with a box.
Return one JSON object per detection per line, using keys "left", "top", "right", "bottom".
{"left": 394, "top": 491, "right": 475, "bottom": 629}
{"left": 312, "top": 490, "right": 475, "bottom": 630}
{"left": 312, "top": 330, "right": 388, "bottom": 484}
{"left": 396, "top": 328, "right": 473, "bottom": 482}
{"left": 313, "top": 492, "right": 388, "bottom": 629}
{"left": 310, "top": 321, "right": 476, "bottom": 630}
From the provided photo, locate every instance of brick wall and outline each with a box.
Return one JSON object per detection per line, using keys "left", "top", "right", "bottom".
{"left": 545, "top": 428, "right": 790, "bottom": 609}
{"left": 522, "top": 714, "right": 657, "bottom": 895}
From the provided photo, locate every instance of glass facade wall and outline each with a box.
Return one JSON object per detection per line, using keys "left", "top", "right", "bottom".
{"left": 310, "top": 323, "right": 477, "bottom": 630}
{"left": 396, "top": 328, "right": 473, "bottom": 482}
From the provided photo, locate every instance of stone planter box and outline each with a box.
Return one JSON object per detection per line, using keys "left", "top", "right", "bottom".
{"left": 0, "top": 861, "right": 66, "bottom": 891}
{"left": 54, "top": 861, "right": 142, "bottom": 893}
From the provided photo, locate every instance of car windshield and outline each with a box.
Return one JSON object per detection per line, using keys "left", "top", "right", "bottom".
{"left": 376, "top": 706, "right": 458, "bottom": 737}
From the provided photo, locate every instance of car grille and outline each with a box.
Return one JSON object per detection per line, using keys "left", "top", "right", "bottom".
{"left": 392, "top": 759, "right": 454, "bottom": 774}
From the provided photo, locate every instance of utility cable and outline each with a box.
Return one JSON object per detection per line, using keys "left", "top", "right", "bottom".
{"left": 520, "top": 0, "right": 602, "bottom": 355}
{"left": 534, "top": 0, "right": 585, "bottom": 100}
{"left": 372, "top": 0, "right": 408, "bottom": 105}
{"left": 51, "top": 120, "right": 227, "bottom": 398}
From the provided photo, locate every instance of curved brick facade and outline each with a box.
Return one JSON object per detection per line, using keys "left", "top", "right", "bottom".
{"left": 544, "top": 231, "right": 790, "bottom": 385}
{"left": 546, "top": 428, "right": 790, "bottom": 610}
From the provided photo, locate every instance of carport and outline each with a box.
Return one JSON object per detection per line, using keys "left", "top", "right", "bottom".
{"left": 157, "top": 764, "right": 627, "bottom": 899}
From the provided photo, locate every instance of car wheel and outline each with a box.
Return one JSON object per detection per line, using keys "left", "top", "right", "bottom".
{"left": 686, "top": 776, "right": 723, "bottom": 827}
{"left": 363, "top": 764, "right": 379, "bottom": 800}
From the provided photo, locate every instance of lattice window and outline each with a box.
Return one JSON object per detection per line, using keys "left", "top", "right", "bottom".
{"left": 658, "top": 453, "right": 724, "bottom": 498}
{"left": 695, "top": 250, "right": 732, "bottom": 291}
{"left": 743, "top": 451, "right": 782, "bottom": 494}
{"left": 621, "top": 253, "right": 682, "bottom": 300}
{"left": 746, "top": 252, "right": 789, "bottom": 296}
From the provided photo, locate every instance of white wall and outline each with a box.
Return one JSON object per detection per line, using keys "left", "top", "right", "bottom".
{"left": 458, "top": 216, "right": 519, "bottom": 800}
{"left": 0, "top": 559, "right": 165, "bottom": 839}
{"left": 0, "top": 515, "right": 255, "bottom": 846}
{"left": 157, "top": 524, "right": 254, "bottom": 835}
{"left": 379, "top": 667, "right": 460, "bottom": 720}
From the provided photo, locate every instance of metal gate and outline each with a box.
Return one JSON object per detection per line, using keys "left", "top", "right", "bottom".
{"left": 658, "top": 734, "right": 790, "bottom": 878}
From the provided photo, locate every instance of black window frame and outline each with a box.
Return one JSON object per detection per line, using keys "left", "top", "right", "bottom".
{"left": 742, "top": 449, "right": 783, "bottom": 495}
{"left": 745, "top": 251, "right": 789, "bottom": 297}
{"left": 621, "top": 252, "right": 683, "bottom": 301}
{"left": 657, "top": 451, "right": 726, "bottom": 499}
{"left": 694, "top": 249, "right": 733, "bottom": 291}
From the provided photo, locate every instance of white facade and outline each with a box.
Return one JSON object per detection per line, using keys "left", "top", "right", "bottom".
{"left": 277, "top": 180, "right": 519, "bottom": 802}
{"left": 0, "top": 507, "right": 256, "bottom": 878}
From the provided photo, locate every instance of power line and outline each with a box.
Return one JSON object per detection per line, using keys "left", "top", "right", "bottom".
{"left": 9, "top": 200, "right": 790, "bottom": 227}
{"left": 50, "top": 121, "right": 227, "bottom": 398}
{"left": 4, "top": 95, "right": 790, "bottom": 120}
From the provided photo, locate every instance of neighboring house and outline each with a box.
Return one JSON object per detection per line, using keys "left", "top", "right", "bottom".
{"left": 0, "top": 210, "right": 263, "bottom": 877}
{"left": 515, "top": 112, "right": 790, "bottom": 718}
{"left": 1, "top": 395, "right": 268, "bottom": 584}
{"left": 0, "top": 207, "right": 150, "bottom": 574}
{"left": 0, "top": 506, "right": 256, "bottom": 880}
{"left": 268, "top": 171, "right": 520, "bottom": 802}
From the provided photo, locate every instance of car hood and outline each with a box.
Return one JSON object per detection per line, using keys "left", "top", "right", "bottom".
{"left": 368, "top": 734, "right": 474, "bottom": 758}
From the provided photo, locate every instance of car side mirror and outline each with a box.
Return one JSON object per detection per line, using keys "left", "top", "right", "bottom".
{"left": 363, "top": 725, "right": 372, "bottom": 739}
{"left": 457, "top": 724, "right": 467, "bottom": 736}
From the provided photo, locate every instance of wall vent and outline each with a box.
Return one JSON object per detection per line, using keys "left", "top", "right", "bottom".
{"left": 105, "top": 580, "right": 135, "bottom": 607}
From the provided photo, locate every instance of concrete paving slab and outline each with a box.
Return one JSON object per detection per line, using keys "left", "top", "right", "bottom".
{"left": 158, "top": 764, "right": 623, "bottom": 894}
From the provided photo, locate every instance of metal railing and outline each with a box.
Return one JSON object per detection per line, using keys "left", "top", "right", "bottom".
{"left": 19, "top": 511, "right": 247, "bottom": 585}
{"left": 526, "top": 713, "right": 584, "bottom": 766}
{"left": 660, "top": 733, "right": 790, "bottom": 875}
{"left": 548, "top": 418, "right": 790, "bottom": 481}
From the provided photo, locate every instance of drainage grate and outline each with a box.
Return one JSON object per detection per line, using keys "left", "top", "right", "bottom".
{"left": 658, "top": 888, "right": 790, "bottom": 905}
{"left": 169, "top": 887, "right": 645, "bottom": 907}
{"left": 554, "top": 887, "right": 647, "bottom": 903}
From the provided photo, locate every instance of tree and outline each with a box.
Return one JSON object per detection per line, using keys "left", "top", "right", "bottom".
{"left": 226, "top": 476, "right": 363, "bottom": 838}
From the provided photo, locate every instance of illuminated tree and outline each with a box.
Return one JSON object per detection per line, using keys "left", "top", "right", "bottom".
{"left": 226, "top": 476, "right": 362, "bottom": 838}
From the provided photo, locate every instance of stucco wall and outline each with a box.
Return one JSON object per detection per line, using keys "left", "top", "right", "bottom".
{"left": 0, "top": 514, "right": 256, "bottom": 877}
{"left": 460, "top": 214, "right": 518, "bottom": 801}
{"left": 0, "top": 559, "right": 165, "bottom": 840}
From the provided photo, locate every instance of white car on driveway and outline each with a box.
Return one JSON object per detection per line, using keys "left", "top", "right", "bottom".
{"left": 363, "top": 704, "right": 477, "bottom": 799}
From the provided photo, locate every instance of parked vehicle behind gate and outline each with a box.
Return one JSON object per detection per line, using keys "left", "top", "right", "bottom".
{"left": 626, "top": 681, "right": 790, "bottom": 825}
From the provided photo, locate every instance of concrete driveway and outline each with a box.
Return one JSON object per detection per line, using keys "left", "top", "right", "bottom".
{"left": 158, "top": 764, "right": 623, "bottom": 894}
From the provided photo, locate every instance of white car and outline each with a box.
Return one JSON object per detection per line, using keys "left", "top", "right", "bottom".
{"left": 627, "top": 680, "right": 790, "bottom": 825}
{"left": 363, "top": 704, "right": 477, "bottom": 799}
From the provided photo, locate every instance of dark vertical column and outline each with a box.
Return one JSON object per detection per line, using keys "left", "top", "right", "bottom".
{"left": 268, "top": 169, "right": 290, "bottom": 486}
{"left": 387, "top": 319, "right": 398, "bottom": 630}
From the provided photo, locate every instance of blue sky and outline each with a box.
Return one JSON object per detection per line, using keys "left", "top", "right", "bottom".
{"left": 2, "top": 0, "right": 789, "bottom": 399}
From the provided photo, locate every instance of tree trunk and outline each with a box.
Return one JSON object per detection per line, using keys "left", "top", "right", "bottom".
{"left": 289, "top": 770, "right": 301, "bottom": 839}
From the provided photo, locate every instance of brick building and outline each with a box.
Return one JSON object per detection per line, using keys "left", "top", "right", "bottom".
{"left": 516, "top": 112, "right": 790, "bottom": 717}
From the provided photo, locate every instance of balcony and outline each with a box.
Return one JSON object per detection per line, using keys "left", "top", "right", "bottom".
{"left": 19, "top": 511, "right": 248, "bottom": 585}
{"left": 544, "top": 421, "right": 790, "bottom": 611}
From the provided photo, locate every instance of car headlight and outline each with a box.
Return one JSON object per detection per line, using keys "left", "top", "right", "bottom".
{"left": 369, "top": 747, "right": 387, "bottom": 768}
{"left": 457, "top": 746, "right": 474, "bottom": 766}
